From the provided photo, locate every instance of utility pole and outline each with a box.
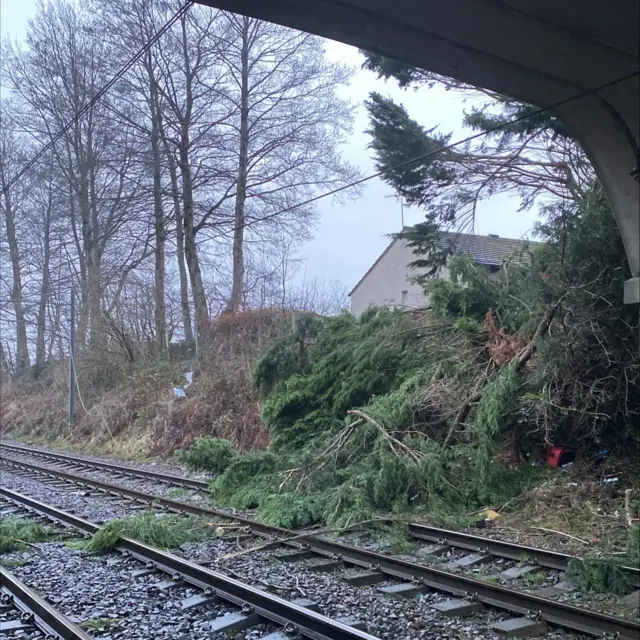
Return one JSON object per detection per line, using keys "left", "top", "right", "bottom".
{"left": 68, "top": 287, "right": 76, "bottom": 428}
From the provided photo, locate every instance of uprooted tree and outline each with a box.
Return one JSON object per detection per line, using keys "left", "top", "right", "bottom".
{"left": 362, "top": 50, "right": 592, "bottom": 234}
{"left": 179, "top": 186, "right": 639, "bottom": 529}
{"left": 179, "top": 51, "right": 639, "bottom": 529}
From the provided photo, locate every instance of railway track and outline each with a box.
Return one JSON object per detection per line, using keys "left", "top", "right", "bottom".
{"left": 1, "top": 487, "right": 377, "bottom": 640}
{"left": 4, "top": 442, "right": 638, "bottom": 580}
{"left": 1, "top": 567, "right": 92, "bottom": 639}
{"left": 2, "top": 452, "right": 639, "bottom": 638}
{"left": 0, "top": 442, "right": 210, "bottom": 491}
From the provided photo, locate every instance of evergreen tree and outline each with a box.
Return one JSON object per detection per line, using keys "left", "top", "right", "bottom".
{"left": 362, "top": 50, "right": 592, "bottom": 269}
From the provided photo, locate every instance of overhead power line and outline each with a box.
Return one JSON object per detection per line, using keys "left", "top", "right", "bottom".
{"left": 2, "top": 2, "right": 636, "bottom": 232}
{"left": 241, "top": 70, "right": 640, "bottom": 231}
{"left": 0, "top": 1, "right": 193, "bottom": 197}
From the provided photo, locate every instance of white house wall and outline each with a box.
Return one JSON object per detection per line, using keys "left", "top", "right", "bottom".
{"left": 350, "top": 239, "right": 447, "bottom": 316}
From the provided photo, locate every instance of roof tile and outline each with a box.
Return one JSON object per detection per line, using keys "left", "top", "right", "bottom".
{"left": 438, "top": 231, "right": 537, "bottom": 266}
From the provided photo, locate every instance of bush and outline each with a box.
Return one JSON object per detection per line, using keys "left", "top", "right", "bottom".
{"left": 257, "top": 493, "right": 324, "bottom": 529}
{"left": 0, "top": 517, "right": 49, "bottom": 553}
{"left": 178, "top": 437, "right": 237, "bottom": 474}
{"left": 567, "top": 556, "right": 631, "bottom": 595}
{"left": 180, "top": 304, "right": 546, "bottom": 530}
{"left": 211, "top": 450, "right": 279, "bottom": 509}
{"left": 182, "top": 188, "right": 638, "bottom": 533}
{"left": 84, "top": 512, "right": 215, "bottom": 551}
{"left": 627, "top": 523, "right": 639, "bottom": 566}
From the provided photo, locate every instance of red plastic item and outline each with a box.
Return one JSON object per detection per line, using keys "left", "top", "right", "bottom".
{"left": 547, "top": 446, "right": 567, "bottom": 468}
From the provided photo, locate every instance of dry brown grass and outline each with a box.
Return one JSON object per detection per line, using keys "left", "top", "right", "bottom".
{"left": 500, "top": 458, "right": 640, "bottom": 555}
{"left": 1, "top": 309, "right": 301, "bottom": 458}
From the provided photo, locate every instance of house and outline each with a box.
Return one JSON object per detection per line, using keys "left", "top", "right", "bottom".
{"left": 348, "top": 231, "right": 533, "bottom": 316}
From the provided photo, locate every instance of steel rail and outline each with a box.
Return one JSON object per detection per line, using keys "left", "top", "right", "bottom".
{"left": 0, "top": 568, "right": 93, "bottom": 640}
{"left": 2, "top": 458, "right": 639, "bottom": 638}
{"left": 406, "top": 521, "right": 640, "bottom": 588}
{"left": 0, "top": 442, "right": 210, "bottom": 491}
{"left": 0, "top": 487, "right": 377, "bottom": 640}
{"left": 408, "top": 523, "right": 571, "bottom": 568}
{"left": 5, "top": 451, "right": 639, "bottom": 579}
{"left": 407, "top": 522, "right": 627, "bottom": 572}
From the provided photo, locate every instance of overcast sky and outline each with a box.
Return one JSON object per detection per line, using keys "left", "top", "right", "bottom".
{"left": 1, "top": 0, "right": 540, "bottom": 295}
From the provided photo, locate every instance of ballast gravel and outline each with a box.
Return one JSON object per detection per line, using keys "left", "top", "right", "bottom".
{"left": 1, "top": 438, "right": 205, "bottom": 481}
{"left": 2, "top": 468, "right": 588, "bottom": 639}
{"left": 3, "top": 543, "right": 277, "bottom": 640}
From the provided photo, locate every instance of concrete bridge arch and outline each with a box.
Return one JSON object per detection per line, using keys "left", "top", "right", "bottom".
{"left": 197, "top": 0, "right": 640, "bottom": 302}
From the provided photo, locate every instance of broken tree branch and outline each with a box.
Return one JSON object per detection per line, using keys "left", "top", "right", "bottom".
{"left": 442, "top": 298, "right": 563, "bottom": 449}
{"left": 347, "top": 409, "right": 423, "bottom": 463}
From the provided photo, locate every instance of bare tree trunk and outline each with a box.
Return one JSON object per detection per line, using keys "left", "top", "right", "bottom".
{"left": 227, "top": 16, "right": 251, "bottom": 314}
{"left": 175, "top": 188, "right": 193, "bottom": 342}
{"left": 149, "top": 69, "right": 166, "bottom": 350}
{"left": 35, "top": 181, "right": 52, "bottom": 373}
{"left": 67, "top": 181, "right": 88, "bottom": 346}
{"left": 161, "top": 131, "right": 193, "bottom": 342}
{"left": 179, "top": 127, "right": 208, "bottom": 338}
{"left": 86, "top": 125, "right": 103, "bottom": 348}
{"left": 79, "top": 171, "right": 101, "bottom": 349}
{"left": 177, "top": 15, "right": 208, "bottom": 339}
{"left": 2, "top": 187, "right": 30, "bottom": 375}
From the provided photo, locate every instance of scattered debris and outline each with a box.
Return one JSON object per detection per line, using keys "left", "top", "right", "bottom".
{"left": 173, "top": 371, "right": 194, "bottom": 398}
{"left": 546, "top": 446, "right": 575, "bottom": 468}
{"left": 531, "top": 527, "right": 590, "bottom": 546}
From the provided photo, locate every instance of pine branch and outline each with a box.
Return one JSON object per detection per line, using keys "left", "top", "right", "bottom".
{"left": 442, "top": 296, "right": 564, "bottom": 448}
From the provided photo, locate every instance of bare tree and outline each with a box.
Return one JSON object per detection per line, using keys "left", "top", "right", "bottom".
{"left": 152, "top": 3, "right": 234, "bottom": 338}
{"left": 3, "top": 0, "right": 148, "bottom": 347}
{"left": 218, "top": 15, "right": 358, "bottom": 312}
{"left": 0, "top": 126, "right": 31, "bottom": 375}
{"left": 0, "top": 0, "right": 359, "bottom": 383}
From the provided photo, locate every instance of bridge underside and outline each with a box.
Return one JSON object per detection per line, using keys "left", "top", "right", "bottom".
{"left": 197, "top": 0, "right": 640, "bottom": 302}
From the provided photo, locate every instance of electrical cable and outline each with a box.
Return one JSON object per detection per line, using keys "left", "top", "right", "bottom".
{"left": 238, "top": 69, "right": 640, "bottom": 231}
{"left": 5, "top": 28, "right": 635, "bottom": 237}
{"left": 1, "top": 19, "right": 638, "bottom": 363}
{"left": 0, "top": 1, "right": 193, "bottom": 197}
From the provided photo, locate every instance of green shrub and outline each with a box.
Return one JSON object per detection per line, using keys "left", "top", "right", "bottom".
{"left": 567, "top": 556, "right": 630, "bottom": 595}
{"left": 85, "top": 512, "right": 215, "bottom": 551}
{"left": 627, "top": 523, "right": 639, "bottom": 566}
{"left": 0, "top": 517, "right": 49, "bottom": 553}
{"left": 191, "top": 191, "right": 638, "bottom": 533}
{"left": 257, "top": 493, "right": 324, "bottom": 529}
{"left": 178, "top": 437, "right": 237, "bottom": 474}
{"left": 211, "top": 450, "right": 278, "bottom": 509}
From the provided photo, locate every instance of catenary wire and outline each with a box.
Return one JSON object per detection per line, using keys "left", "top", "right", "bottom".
{"left": 1, "top": 8, "right": 636, "bottom": 233}
{"left": 238, "top": 69, "right": 640, "bottom": 231}
{"left": 0, "top": 1, "right": 194, "bottom": 197}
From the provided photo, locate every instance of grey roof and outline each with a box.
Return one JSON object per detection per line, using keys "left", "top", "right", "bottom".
{"left": 349, "top": 231, "right": 539, "bottom": 296}
{"left": 437, "top": 231, "right": 537, "bottom": 266}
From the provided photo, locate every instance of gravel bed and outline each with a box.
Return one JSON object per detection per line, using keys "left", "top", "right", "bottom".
{"left": 0, "top": 452, "right": 260, "bottom": 527}
{"left": 4, "top": 438, "right": 634, "bottom": 564}
{"left": 178, "top": 539, "right": 587, "bottom": 640}
{"left": 2, "top": 471, "right": 592, "bottom": 639}
{"left": 1, "top": 470, "right": 131, "bottom": 523}
{"left": 1, "top": 452, "right": 211, "bottom": 503}
{"left": 458, "top": 524, "right": 590, "bottom": 556}
{"left": 399, "top": 545, "right": 639, "bottom": 623}
{"left": 334, "top": 533, "right": 639, "bottom": 624}
{"left": 2, "top": 543, "right": 278, "bottom": 639}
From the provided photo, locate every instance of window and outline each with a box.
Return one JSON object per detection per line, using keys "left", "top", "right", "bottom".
{"left": 401, "top": 290, "right": 408, "bottom": 307}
